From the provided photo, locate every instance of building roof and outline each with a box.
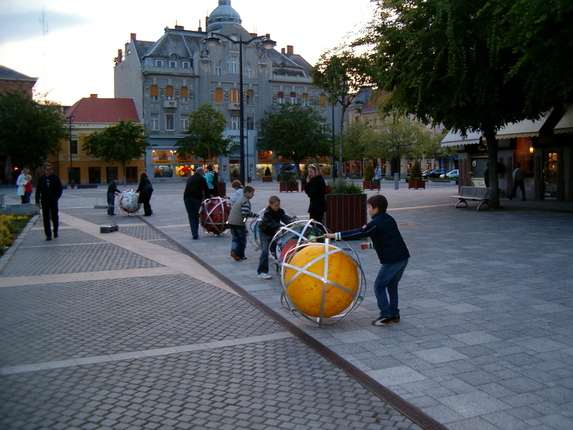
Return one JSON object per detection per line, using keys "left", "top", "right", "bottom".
{"left": 0, "top": 65, "right": 37, "bottom": 83}
{"left": 208, "top": 0, "right": 242, "bottom": 33}
{"left": 64, "top": 96, "right": 140, "bottom": 123}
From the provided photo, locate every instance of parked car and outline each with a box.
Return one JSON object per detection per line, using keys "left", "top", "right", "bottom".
{"left": 441, "top": 169, "right": 459, "bottom": 178}
{"left": 421, "top": 169, "right": 434, "bottom": 179}
{"left": 424, "top": 169, "right": 445, "bottom": 178}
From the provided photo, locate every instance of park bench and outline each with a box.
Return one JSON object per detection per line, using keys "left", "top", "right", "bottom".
{"left": 452, "top": 186, "right": 492, "bottom": 211}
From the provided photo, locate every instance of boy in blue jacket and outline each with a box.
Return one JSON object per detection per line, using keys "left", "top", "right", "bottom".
{"left": 325, "top": 194, "right": 410, "bottom": 326}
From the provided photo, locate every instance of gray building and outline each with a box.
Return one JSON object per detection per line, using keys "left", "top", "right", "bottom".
{"left": 114, "top": 0, "right": 339, "bottom": 182}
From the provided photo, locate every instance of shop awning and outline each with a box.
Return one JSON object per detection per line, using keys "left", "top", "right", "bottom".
{"left": 495, "top": 111, "right": 552, "bottom": 139}
{"left": 441, "top": 129, "right": 482, "bottom": 147}
{"left": 554, "top": 105, "right": 573, "bottom": 134}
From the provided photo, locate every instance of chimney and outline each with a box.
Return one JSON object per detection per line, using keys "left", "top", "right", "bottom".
{"left": 287, "top": 45, "right": 294, "bottom": 55}
{"left": 198, "top": 20, "right": 202, "bottom": 32}
{"left": 90, "top": 94, "right": 98, "bottom": 98}
{"left": 117, "top": 49, "right": 123, "bottom": 63}
{"left": 175, "top": 24, "right": 184, "bottom": 30}
{"left": 281, "top": 48, "right": 286, "bottom": 55}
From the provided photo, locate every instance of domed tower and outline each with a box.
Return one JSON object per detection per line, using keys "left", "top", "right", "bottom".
{"left": 207, "top": 0, "right": 242, "bottom": 33}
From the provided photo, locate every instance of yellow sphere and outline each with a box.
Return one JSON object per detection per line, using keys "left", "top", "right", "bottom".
{"left": 283, "top": 244, "right": 359, "bottom": 318}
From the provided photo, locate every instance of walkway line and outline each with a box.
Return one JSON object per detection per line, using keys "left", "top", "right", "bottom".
{"left": 0, "top": 332, "right": 293, "bottom": 376}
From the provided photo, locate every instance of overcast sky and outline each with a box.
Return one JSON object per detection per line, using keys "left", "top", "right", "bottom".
{"left": 0, "top": 0, "right": 376, "bottom": 106}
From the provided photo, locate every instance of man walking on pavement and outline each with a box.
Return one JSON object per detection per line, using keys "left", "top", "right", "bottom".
{"left": 183, "top": 167, "right": 210, "bottom": 239}
{"left": 509, "top": 163, "right": 526, "bottom": 201}
{"left": 35, "top": 163, "right": 63, "bottom": 241}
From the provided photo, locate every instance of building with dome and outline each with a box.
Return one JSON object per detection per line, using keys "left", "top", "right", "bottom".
{"left": 114, "top": 0, "right": 339, "bottom": 182}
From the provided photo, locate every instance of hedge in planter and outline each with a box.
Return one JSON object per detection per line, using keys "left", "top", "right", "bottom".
{"left": 324, "top": 179, "right": 367, "bottom": 232}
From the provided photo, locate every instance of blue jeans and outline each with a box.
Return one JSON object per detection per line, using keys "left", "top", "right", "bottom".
{"left": 184, "top": 197, "right": 202, "bottom": 237}
{"left": 373, "top": 259, "right": 408, "bottom": 318}
{"left": 257, "top": 230, "right": 273, "bottom": 274}
{"left": 107, "top": 193, "right": 116, "bottom": 214}
{"left": 230, "top": 224, "right": 247, "bottom": 258}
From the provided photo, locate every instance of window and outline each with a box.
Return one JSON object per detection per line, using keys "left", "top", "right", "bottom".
{"left": 169, "top": 60, "right": 177, "bottom": 68}
{"left": 166, "top": 114, "right": 175, "bottom": 131}
{"left": 246, "top": 63, "right": 253, "bottom": 78}
{"left": 227, "top": 56, "right": 238, "bottom": 74}
{"left": 319, "top": 94, "right": 327, "bottom": 108}
{"left": 230, "top": 88, "right": 240, "bottom": 103}
{"left": 165, "top": 85, "right": 174, "bottom": 100}
{"left": 246, "top": 89, "right": 254, "bottom": 105}
{"left": 150, "top": 113, "right": 159, "bottom": 130}
{"left": 150, "top": 85, "right": 159, "bottom": 101}
{"left": 230, "top": 115, "right": 240, "bottom": 130}
{"left": 290, "top": 92, "right": 297, "bottom": 104}
{"left": 214, "top": 88, "right": 223, "bottom": 103}
{"left": 70, "top": 139, "right": 78, "bottom": 155}
{"left": 301, "top": 93, "right": 308, "bottom": 106}
{"left": 182, "top": 61, "right": 191, "bottom": 69}
{"left": 155, "top": 59, "right": 163, "bottom": 67}
{"left": 181, "top": 115, "right": 189, "bottom": 131}
{"left": 180, "top": 86, "right": 189, "bottom": 102}
{"left": 246, "top": 117, "right": 254, "bottom": 131}
{"left": 277, "top": 92, "right": 284, "bottom": 104}
{"left": 215, "top": 61, "right": 222, "bottom": 76}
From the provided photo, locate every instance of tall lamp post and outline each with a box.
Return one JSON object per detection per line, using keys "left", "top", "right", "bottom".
{"left": 203, "top": 33, "right": 276, "bottom": 186}
{"left": 65, "top": 115, "right": 75, "bottom": 186}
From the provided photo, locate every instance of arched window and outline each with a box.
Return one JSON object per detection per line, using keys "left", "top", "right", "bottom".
{"left": 301, "top": 93, "right": 308, "bottom": 106}
{"left": 277, "top": 91, "right": 284, "bottom": 104}
{"left": 227, "top": 56, "right": 238, "bottom": 74}
{"left": 246, "top": 89, "right": 254, "bottom": 105}
{"left": 215, "top": 61, "right": 222, "bottom": 76}
{"left": 214, "top": 88, "right": 224, "bottom": 103}
{"left": 245, "top": 63, "right": 253, "bottom": 78}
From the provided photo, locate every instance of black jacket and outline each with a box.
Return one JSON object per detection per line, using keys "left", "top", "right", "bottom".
{"left": 303, "top": 175, "right": 326, "bottom": 214}
{"left": 35, "top": 174, "right": 63, "bottom": 206}
{"left": 339, "top": 212, "right": 410, "bottom": 264}
{"left": 258, "top": 206, "right": 294, "bottom": 236}
{"left": 183, "top": 173, "right": 209, "bottom": 200}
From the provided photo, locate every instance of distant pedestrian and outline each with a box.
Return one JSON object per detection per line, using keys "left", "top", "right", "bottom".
{"left": 35, "top": 163, "right": 63, "bottom": 241}
{"left": 325, "top": 194, "right": 410, "bottom": 326}
{"left": 136, "top": 172, "right": 153, "bottom": 216}
{"left": 256, "top": 195, "right": 295, "bottom": 279}
{"left": 17, "top": 168, "right": 32, "bottom": 203}
{"left": 304, "top": 163, "right": 326, "bottom": 223}
{"left": 484, "top": 163, "right": 490, "bottom": 188}
{"left": 106, "top": 177, "right": 121, "bottom": 215}
{"left": 374, "top": 165, "right": 382, "bottom": 191}
{"left": 228, "top": 180, "right": 244, "bottom": 205}
{"left": 183, "top": 167, "right": 210, "bottom": 239}
{"left": 228, "top": 185, "right": 256, "bottom": 261}
{"left": 205, "top": 165, "right": 218, "bottom": 197}
{"left": 509, "top": 163, "right": 526, "bottom": 201}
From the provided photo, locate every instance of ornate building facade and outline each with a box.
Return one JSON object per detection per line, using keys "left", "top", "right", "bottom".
{"left": 114, "top": 0, "right": 339, "bottom": 182}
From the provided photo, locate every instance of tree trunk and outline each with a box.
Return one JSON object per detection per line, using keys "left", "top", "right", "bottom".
{"left": 484, "top": 128, "right": 500, "bottom": 209}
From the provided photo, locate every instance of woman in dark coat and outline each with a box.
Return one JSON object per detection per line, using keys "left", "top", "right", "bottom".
{"left": 136, "top": 172, "right": 154, "bottom": 216}
{"left": 303, "top": 164, "right": 326, "bottom": 223}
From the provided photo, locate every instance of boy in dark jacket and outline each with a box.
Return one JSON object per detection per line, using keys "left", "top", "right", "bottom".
{"left": 325, "top": 194, "right": 410, "bottom": 326}
{"left": 257, "top": 195, "right": 295, "bottom": 279}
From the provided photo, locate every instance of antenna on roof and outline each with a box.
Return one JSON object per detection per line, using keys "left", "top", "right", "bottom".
{"left": 39, "top": 7, "right": 49, "bottom": 99}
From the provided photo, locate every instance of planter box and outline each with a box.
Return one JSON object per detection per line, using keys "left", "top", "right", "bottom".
{"left": 408, "top": 180, "right": 426, "bottom": 189}
{"left": 325, "top": 193, "right": 367, "bottom": 232}
{"left": 363, "top": 180, "right": 373, "bottom": 190}
{"left": 279, "top": 182, "right": 299, "bottom": 192}
{"left": 217, "top": 182, "right": 226, "bottom": 197}
{"left": 262, "top": 176, "right": 273, "bottom": 182}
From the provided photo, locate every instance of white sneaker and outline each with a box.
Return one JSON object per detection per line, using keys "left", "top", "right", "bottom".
{"left": 258, "top": 273, "right": 272, "bottom": 280}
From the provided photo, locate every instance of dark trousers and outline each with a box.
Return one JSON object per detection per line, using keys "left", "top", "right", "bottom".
{"left": 184, "top": 197, "right": 202, "bottom": 237}
{"left": 140, "top": 192, "right": 153, "bottom": 215}
{"left": 510, "top": 180, "right": 526, "bottom": 200}
{"left": 41, "top": 203, "right": 59, "bottom": 239}
{"left": 230, "top": 224, "right": 247, "bottom": 258}
{"left": 107, "top": 193, "right": 116, "bottom": 215}
{"left": 309, "top": 210, "right": 325, "bottom": 224}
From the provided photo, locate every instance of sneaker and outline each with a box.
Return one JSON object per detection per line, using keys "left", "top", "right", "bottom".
{"left": 258, "top": 273, "right": 272, "bottom": 280}
{"left": 372, "top": 316, "right": 399, "bottom": 326}
{"left": 230, "top": 252, "right": 241, "bottom": 261}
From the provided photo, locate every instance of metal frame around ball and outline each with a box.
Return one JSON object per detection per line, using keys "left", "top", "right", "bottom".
{"left": 249, "top": 210, "right": 299, "bottom": 253}
{"left": 199, "top": 197, "right": 231, "bottom": 236}
{"left": 118, "top": 189, "right": 141, "bottom": 215}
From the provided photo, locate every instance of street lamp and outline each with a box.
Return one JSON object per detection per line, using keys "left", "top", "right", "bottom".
{"left": 65, "top": 115, "right": 75, "bottom": 186}
{"left": 203, "top": 33, "right": 276, "bottom": 186}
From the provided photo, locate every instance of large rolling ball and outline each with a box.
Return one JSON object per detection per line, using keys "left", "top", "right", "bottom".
{"left": 283, "top": 243, "right": 359, "bottom": 318}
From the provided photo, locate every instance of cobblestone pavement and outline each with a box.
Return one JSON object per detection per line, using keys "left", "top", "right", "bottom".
{"left": 1, "top": 179, "right": 573, "bottom": 429}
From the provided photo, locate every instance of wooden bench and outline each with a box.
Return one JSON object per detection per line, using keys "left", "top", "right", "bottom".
{"left": 452, "top": 186, "right": 492, "bottom": 211}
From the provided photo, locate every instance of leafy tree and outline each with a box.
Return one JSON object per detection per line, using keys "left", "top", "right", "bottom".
{"left": 176, "top": 104, "right": 231, "bottom": 161}
{"left": 0, "top": 91, "right": 66, "bottom": 176}
{"left": 356, "top": 0, "right": 573, "bottom": 207}
{"left": 311, "top": 51, "right": 372, "bottom": 176}
{"left": 83, "top": 120, "right": 148, "bottom": 184}
{"left": 258, "top": 103, "right": 330, "bottom": 178}
{"left": 341, "top": 120, "right": 377, "bottom": 162}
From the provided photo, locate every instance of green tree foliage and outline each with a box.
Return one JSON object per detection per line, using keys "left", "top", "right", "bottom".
{"left": 311, "top": 51, "right": 372, "bottom": 170}
{"left": 410, "top": 159, "right": 423, "bottom": 181}
{"left": 83, "top": 120, "right": 148, "bottom": 183}
{"left": 176, "top": 104, "right": 231, "bottom": 161}
{"left": 341, "top": 120, "right": 378, "bottom": 162}
{"left": 0, "top": 91, "right": 66, "bottom": 171}
{"left": 258, "top": 103, "right": 330, "bottom": 177}
{"left": 364, "top": 160, "right": 375, "bottom": 181}
{"left": 356, "top": 0, "right": 573, "bottom": 207}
